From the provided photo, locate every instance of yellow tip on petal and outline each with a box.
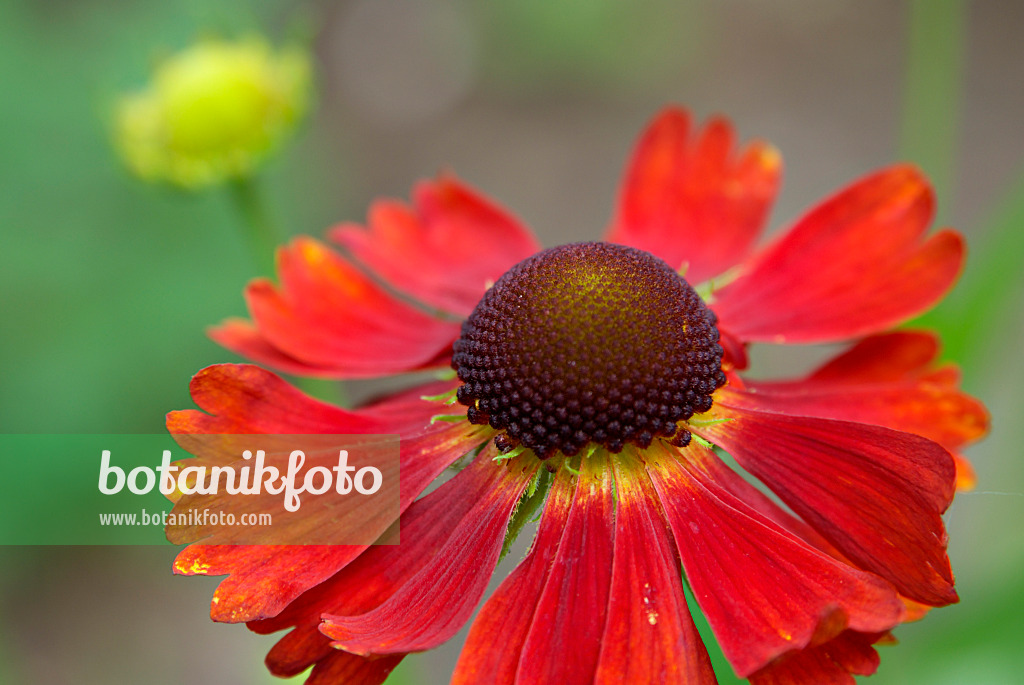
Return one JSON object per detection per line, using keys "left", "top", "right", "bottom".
{"left": 757, "top": 144, "right": 782, "bottom": 172}
{"left": 953, "top": 453, "right": 977, "bottom": 491}
{"left": 115, "top": 37, "right": 312, "bottom": 189}
{"left": 175, "top": 557, "right": 212, "bottom": 575}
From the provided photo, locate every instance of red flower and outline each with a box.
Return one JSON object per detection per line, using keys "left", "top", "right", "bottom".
{"left": 170, "top": 108, "right": 988, "bottom": 683}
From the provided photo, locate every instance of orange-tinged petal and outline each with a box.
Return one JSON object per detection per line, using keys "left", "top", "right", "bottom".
{"left": 228, "top": 237, "right": 459, "bottom": 378}
{"left": 737, "top": 379, "right": 989, "bottom": 450}
{"left": 806, "top": 331, "right": 941, "bottom": 384}
{"left": 255, "top": 448, "right": 523, "bottom": 637}
{"left": 174, "top": 544, "right": 365, "bottom": 624}
{"left": 330, "top": 175, "right": 541, "bottom": 316}
{"left": 208, "top": 318, "right": 348, "bottom": 377}
{"left": 606, "top": 107, "right": 781, "bottom": 283}
{"left": 211, "top": 318, "right": 456, "bottom": 379}
{"left": 748, "top": 331, "right": 988, "bottom": 492}
{"left": 953, "top": 452, "right": 978, "bottom": 491}
{"left": 167, "top": 364, "right": 381, "bottom": 435}
{"left": 712, "top": 166, "right": 964, "bottom": 343}
{"left": 168, "top": 364, "right": 489, "bottom": 622}
{"left": 168, "top": 363, "right": 472, "bottom": 449}
{"left": 900, "top": 597, "right": 934, "bottom": 623}
{"left": 174, "top": 419, "right": 488, "bottom": 623}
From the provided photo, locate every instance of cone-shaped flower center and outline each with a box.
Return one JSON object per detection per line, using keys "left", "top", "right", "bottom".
{"left": 452, "top": 242, "right": 726, "bottom": 458}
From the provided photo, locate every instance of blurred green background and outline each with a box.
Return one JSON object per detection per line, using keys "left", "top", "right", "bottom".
{"left": 1, "top": 0, "right": 1022, "bottom": 683}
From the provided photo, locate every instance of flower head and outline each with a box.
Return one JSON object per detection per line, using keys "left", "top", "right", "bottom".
{"left": 452, "top": 241, "right": 726, "bottom": 457}
{"left": 170, "top": 108, "right": 988, "bottom": 683}
{"left": 116, "top": 37, "right": 310, "bottom": 188}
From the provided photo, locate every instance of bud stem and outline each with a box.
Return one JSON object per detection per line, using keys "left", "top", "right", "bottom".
{"left": 228, "top": 175, "right": 280, "bottom": 275}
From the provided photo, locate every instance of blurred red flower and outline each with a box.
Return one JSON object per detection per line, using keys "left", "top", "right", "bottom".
{"left": 169, "top": 108, "right": 987, "bottom": 683}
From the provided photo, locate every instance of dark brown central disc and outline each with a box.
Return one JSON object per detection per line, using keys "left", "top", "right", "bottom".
{"left": 452, "top": 242, "right": 726, "bottom": 458}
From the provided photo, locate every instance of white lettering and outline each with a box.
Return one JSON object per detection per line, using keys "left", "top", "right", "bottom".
{"left": 98, "top": 450, "right": 126, "bottom": 494}
{"left": 99, "top": 445, "right": 387, "bottom": 510}
{"left": 156, "top": 450, "right": 178, "bottom": 495}
{"left": 127, "top": 465, "right": 156, "bottom": 495}
{"left": 355, "top": 466, "right": 383, "bottom": 495}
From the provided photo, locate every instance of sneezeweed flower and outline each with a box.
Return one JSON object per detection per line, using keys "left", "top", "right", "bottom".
{"left": 169, "top": 108, "right": 988, "bottom": 683}
{"left": 115, "top": 37, "right": 310, "bottom": 189}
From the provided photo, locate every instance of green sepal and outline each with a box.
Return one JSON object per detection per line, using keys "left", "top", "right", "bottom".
{"left": 692, "top": 434, "right": 715, "bottom": 449}
{"left": 688, "top": 416, "right": 733, "bottom": 428}
{"left": 493, "top": 445, "right": 526, "bottom": 462}
{"left": 429, "top": 414, "right": 464, "bottom": 425}
{"left": 500, "top": 468, "right": 552, "bottom": 562}
{"left": 421, "top": 387, "right": 459, "bottom": 405}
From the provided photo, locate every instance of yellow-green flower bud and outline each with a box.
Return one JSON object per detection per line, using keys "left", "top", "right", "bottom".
{"left": 115, "top": 37, "right": 311, "bottom": 189}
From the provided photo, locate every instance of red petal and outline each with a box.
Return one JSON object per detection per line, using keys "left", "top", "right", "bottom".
{"left": 699, "top": 396, "right": 958, "bottom": 606}
{"left": 749, "top": 333, "right": 989, "bottom": 487}
{"left": 719, "top": 327, "right": 750, "bottom": 371}
{"left": 251, "top": 449, "right": 524, "bottom": 678}
{"left": 167, "top": 363, "right": 464, "bottom": 436}
{"left": 514, "top": 452, "right": 616, "bottom": 685}
{"left": 683, "top": 444, "right": 836, "bottom": 555}
{"left": 305, "top": 651, "right": 403, "bottom": 685}
{"left": 953, "top": 452, "right": 977, "bottom": 491}
{"left": 739, "top": 379, "right": 989, "bottom": 450}
{"left": 594, "top": 454, "right": 716, "bottom": 684}
{"left": 920, "top": 365, "right": 962, "bottom": 386}
{"left": 606, "top": 107, "right": 781, "bottom": 283}
{"left": 209, "top": 319, "right": 352, "bottom": 378}
{"left": 262, "top": 624, "right": 403, "bottom": 684}
{"left": 712, "top": 166, "right": 964, "bottom": 343}
{"left": 262, "top": 625, "right": 403, "bottom": 685}
{"left": 222, "top": 238, "right": 459, "bottom": 378}
{"left": 173, "top": 545, "right": 366, "bottom": 624}
{"left": 330, "top": 175, "right": 540, "bottom": 317}
{"left": 321, "top": 452, "right": 537, "bottom": 654}
{"left": 207, "top": 321, "right": 456, "bottom": 378}
{"left": 169, "top": 364, "right": 483, "bottom": 499}
{"left": 254, "top": 447, "right": 517, "bottom": 635}
{"left": 806, "top": 331, "right": 941, "bottom": 383}
{"left": 211, "top": 318, "right": 454, "bottom": 379}
{"left": 167, "top": 364, "right": 382, "bottom": 435}
{"left": 646, "top": 441, "right": 904, "bottom": 678}
{"left": 175, "top": 421, "right": 487, "bottom": 623}
{"left": 168, "top": 365, "right": 489, "bottom": 622}
{"left": 750, "top": 630, "right": 882, "bottom": 685}
{"left": 451, "top": 468, "right": 575, "bottom": 685}
{"left": 262, "top": 623, "right": 333, "bottom": 677}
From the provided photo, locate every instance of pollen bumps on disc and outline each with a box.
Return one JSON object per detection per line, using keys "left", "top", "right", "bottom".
{"left": 452, "top": 242, "right": 727, "bottom": 459}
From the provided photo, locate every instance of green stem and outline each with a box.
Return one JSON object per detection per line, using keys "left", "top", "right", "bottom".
{"left": 899, "top": 0, "right": 966, "bottom": 224}
{"left": 228, "top": 175, "right": 280, "bottom": 275}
